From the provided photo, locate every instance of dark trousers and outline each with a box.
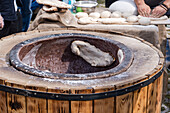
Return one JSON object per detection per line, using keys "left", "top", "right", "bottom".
{"left": 0, "top": 10, "right": 22, "bottom": 38}
{"left": 20, "top": 0, "right": 32, "bottom": 32}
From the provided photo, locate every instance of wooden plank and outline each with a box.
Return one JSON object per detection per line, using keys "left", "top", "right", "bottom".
{"left": 116, "top": 84, "right": 133, "bottom": 113}
{"left": 26, "top": 86, "right": 47, "bottom": 113}
{"left": 133, "top": 78, "right": 148, "bottom": 113}
{"left": 147, "top": 78, "right": 158, "bottom": 113}
{"left": 94, "top": 88, "right": 115, "bottom": 113}
{"left": 116, "top": 93, "right": 133, "bottom": 113}
{"left": 0, "top": 79, "right": 7, "bottom": 113}
{"left": 151, "top": 19, "right": 170, "bottom": 25}
{"left": 48, "top": 89, "right": 69, "bottom": 113}
{"left": 6, "top": 82, "right": 26, "bottom": 113}
{"left": 158, "top": 24, "right": 167, "bottom": 101}
{"left": 71, "top": 89, "right": 93, "bottom": 113}
{"left": 155, "top": 73, "right": 163, "bottom": 113}
{"left": 144, "top": 66, "right": 163, "bottom": 113}
{"left": 158, "top": 25, "right": 167, "bottom": 56}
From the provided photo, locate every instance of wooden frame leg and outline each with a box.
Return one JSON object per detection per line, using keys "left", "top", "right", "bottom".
{"left": 158, "top": 24, "right": 168, "bottom": 103}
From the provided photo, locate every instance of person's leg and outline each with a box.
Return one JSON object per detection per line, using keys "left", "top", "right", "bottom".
{"left": 17, "top": 9, "right": 23, "bottom": 32}
{"left": 9, "top": 10, "right": 22, "bottom": 35}
{"left": 0, "top": 20, "right": 12, "bottom": 38}
{"left": 20, "top": 0, "right": 32, "bottom": 32}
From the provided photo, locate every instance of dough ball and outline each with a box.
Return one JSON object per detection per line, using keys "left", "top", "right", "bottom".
{"left": 100, "top": 11, "right": 111, "bottom": 18}
{"left": 138, "top": 17, "right": 150, "bottom": 25}
{"left": 77, "top": 17, "right": 97, "bottom": 24}
{"left": 76, "top": 12, "right": 88, "bottom": 19}
{"left": 109, "top": 0, "right": 138, "bottom": 15}
{"left": 122, "top": 13, "right": 132, "bottom": 18}
{"left": 127, "top": 15, "right": 138, "bottom": 22}
{"left": 89, "top": 12, "right": 100, "bottom": 19}
{"left": 110, "top": 11, "right": 122, "bottom": 18}
{"left": 71, "top": 40, "right": 115, "bottom": 67}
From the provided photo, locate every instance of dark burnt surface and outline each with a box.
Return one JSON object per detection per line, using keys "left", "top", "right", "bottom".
{"left": 9, "top": 33, "right": 133, "bottom": 80}
{"left": 35, "top": 38, "right": 118, "bottom": 74}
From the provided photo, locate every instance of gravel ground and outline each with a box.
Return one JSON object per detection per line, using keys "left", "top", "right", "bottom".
{"left": 162, "top": 29, "right": 170, "bottom": 112}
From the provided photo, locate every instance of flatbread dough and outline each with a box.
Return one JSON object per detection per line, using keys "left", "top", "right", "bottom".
{"left": 100, "top": 18, "right": 127, "bottom": 24}
{"left": 71, "top": 40, "right": 115, "bottom": 67}
{"left": 42, "top": 5, "right": 58, "bottom": 12}
{"left": 77, "top": 17, "right": 97, "bottom": 24}
{"left": 37, "top": 0, "right": 71, "bottom": 9}
{"left": 138, "top": 15, "right": 168, "bottom": 21}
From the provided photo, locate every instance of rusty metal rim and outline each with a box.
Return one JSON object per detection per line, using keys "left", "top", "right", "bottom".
{"left": 9, "top": 33, "right": 133, "bottom": 80}
{"left": 0, "top": 67, "right": 163, "bottom": 101}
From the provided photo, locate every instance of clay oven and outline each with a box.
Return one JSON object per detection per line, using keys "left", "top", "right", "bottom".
{"left": 0, "top": 30, "right": 164, "bottom": 113}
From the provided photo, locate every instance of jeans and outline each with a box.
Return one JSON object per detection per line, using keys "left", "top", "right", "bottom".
{"left": 20, "top": 0, "right": 32, "bottom": 32}
{"left": 31, "top": 1, "right": 42, "bottom": 11}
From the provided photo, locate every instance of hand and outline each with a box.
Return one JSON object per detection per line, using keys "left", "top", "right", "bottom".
{"left": 137, "top": 4, "right": 151, "bottom": 17}
{"left": 0, "top": 15, "right": 4, "bottom": 29}
{"left": 150, "top": 5, "right": 167, "bottom": 18}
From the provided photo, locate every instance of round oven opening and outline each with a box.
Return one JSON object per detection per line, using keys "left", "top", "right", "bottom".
{"left": 9, "top": 33, "right": 133, "bottom": 80}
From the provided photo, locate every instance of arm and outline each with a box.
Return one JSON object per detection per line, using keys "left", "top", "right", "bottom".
{"left": 151, "top": 0, "right": 170, "bottom": 17}
{"left": 0, "top": 13, "right": 4, "bottom": 29}
{"left": 163, "top": 0, "right": 170, "bottom": 8}
{"left": 134, "top": 0, "right": 151, "bottom": 17}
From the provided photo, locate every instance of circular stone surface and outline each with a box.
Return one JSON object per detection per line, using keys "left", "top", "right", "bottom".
{"left": 0, "top": 30, "right": 163, "bottom": 90}
{"left": 9, "top": 33, "right": 133, "bottom": 80}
